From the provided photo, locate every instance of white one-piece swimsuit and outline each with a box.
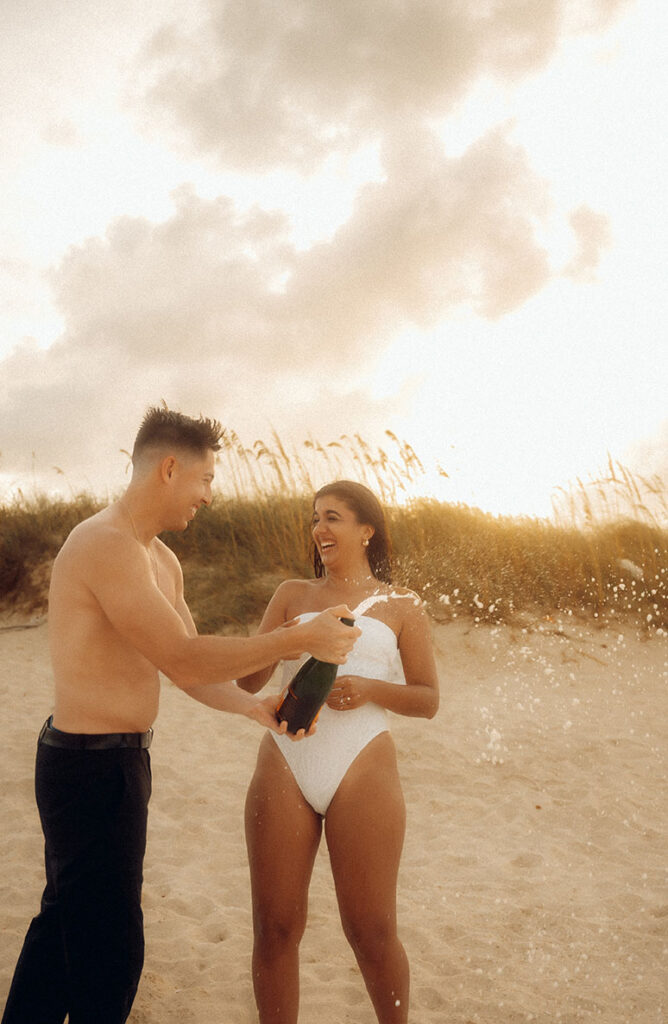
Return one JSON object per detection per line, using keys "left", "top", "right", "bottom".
{"left": 271, "top": 613, "right": 405, "bottom": 815}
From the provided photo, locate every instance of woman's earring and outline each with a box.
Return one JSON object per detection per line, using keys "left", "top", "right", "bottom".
{"left": 362, "top": 538, "right": 369, "bottom": 547}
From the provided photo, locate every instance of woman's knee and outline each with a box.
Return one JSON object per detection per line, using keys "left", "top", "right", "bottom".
{"left": 341, "top": 911, "right": 398, "bottom": 964}
{"left": 253, "top": 904, "right": 307, "bottom": 955}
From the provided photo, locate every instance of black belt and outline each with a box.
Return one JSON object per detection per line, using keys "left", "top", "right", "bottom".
{"left": 39, "top": 716, "right": 153, "bottom": 750}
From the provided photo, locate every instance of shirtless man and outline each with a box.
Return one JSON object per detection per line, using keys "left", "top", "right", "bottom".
{"left": 1, "top": 407, "right": 358, "bottom": 1024}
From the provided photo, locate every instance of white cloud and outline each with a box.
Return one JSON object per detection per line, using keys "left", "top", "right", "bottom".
{"left": 134, "top": 0, "right": 629, "bottom": 171}
{"left": 0, "top": 118, "right": 563, "bottom": 486}
{"left": 40, "top": 119, "right": 83, "bottom": 148}
{"left": 564, "top": 205, "right": 611, "bottom": 281}
{"left": 0, "top": 0, "right": 647, "bottom": 515}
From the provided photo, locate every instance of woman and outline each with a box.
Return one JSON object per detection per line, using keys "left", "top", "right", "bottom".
{"left": 237, "top": 480, "right": 439, "bottom": 1024}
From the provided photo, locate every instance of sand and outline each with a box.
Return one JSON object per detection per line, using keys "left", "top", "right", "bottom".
{"left": 1, "top": 614, "right": 666, "bottom": 1023}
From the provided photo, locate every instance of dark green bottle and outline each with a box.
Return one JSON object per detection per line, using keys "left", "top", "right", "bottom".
{"left": 276, "top": 617, "right": 356, "bottom": 733}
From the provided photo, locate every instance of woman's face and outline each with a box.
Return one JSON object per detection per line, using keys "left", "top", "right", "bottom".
{"left": 312, "top": 494, "right": 373, "bottom": 572}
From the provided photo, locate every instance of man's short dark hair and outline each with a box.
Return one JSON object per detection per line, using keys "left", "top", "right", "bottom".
{"left": 132, "top": 406, "right": 224, "bottom": 462}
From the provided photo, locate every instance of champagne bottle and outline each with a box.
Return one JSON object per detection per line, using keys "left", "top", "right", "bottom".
{"left": 276, "top": 617, "right": 356, "bottom": 733}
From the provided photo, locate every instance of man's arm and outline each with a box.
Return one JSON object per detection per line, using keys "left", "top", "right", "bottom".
{"left": 78, "top": 527, "right": 358, "bottom": 688}
{"left": 171, "top": 570, "right": 285, "bottom": 724}
{"left": 236, "top": 579, "right": 303, "bottom": 693}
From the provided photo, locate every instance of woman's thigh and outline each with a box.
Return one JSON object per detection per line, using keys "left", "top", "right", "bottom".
{"left": 324, "top": 733, "right": 406, "bottom": 930}
{"left": 245, "top": 735, "right": 323, "bottom": 930}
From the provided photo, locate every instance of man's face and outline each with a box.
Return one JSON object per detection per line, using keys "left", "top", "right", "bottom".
{"left": 166, "top": 449, "right": 216, "bottom": 531}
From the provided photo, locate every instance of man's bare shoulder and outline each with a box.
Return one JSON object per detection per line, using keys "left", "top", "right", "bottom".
{"left": 54, "top": 507, "right": 132, "bottom": 572}
{"left": 154, "top": 536, "right": 179, "bottom": 563}
{"left": 154, "top": 537, "right": 183, "bottom": 584}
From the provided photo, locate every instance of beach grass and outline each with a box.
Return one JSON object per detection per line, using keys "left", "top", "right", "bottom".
{"left": 1, "top": 433, "right": 665, "bottom": 633}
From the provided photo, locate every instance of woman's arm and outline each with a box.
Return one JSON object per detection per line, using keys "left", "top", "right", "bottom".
{"left": 235, "top": 580, "right": 301, "bottom": 693}
{"left": 327, "top": 598, "right": 440, "bottom": 719}
{"left": 170, "top": 563, "right": 284, "bottom": 723}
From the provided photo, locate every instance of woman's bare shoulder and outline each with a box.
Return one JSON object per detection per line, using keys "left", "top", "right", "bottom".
{"left": 280, "top": 576, "right": 322, "bottom": 598}
{"left": 266, "top": 577, "right": 324, "bottom": 618}
{"left": 274, "top": 577, "right": 320, "bottom": 596}
{"left": 383, "top": 583, "right": 423, "bottom": 607}
{"left": 377, "top": 584, "right": 427, "bottom": 633}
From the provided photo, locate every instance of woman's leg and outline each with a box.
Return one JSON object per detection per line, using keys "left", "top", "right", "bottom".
{"left": 325, "top": 733, "right": 409, "bottom": 1024}
{"left": 245, "top": 736, "right": 323, "bottom": 1024}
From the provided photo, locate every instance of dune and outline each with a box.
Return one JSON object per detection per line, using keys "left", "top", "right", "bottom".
{"left": 1, "top": 614, "right": 666, "bottom": 1023}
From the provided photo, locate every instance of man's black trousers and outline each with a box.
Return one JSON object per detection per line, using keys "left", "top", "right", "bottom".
{"left": 2, "top": 737, "right": 151, "bottom": 1024}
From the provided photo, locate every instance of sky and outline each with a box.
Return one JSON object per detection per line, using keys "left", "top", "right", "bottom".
{"left": 1, "top": 0, "right": 666, "bottom": 518}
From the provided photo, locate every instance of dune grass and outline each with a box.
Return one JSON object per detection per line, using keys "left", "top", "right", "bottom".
{"left": 0, "top": 433, "right": 665, "bottom": 634}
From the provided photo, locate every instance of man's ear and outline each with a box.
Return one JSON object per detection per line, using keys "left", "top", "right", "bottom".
{"left": 160, "top": 455, "right": 177, "bottom": 482}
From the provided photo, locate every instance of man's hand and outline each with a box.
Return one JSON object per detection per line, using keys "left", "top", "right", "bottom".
{"left": 284, "top": 606, "right": 360, "bottom": 663}
{"left": 246, "top": 694, "right": 317, "bottom": 741}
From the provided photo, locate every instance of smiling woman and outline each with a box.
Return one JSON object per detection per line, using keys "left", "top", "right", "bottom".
{"left": 236, "top": 478, "right": 439, "bottom": 1024}
{"left": 312, "top": 479, "right": 392, "bottom": 583}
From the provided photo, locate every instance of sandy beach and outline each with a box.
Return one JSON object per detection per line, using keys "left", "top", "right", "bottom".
{"left": 1, "top": 614, "right": 666, "bottom": 1023}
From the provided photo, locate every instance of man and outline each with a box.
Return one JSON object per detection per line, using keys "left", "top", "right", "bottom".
{"left": 2, "top": 406, "right": 358, "bottom": 1024}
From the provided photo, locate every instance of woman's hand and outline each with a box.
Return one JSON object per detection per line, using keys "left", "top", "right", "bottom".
{"left": 326, "top": 675, "right": 374, "bottom": 711}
